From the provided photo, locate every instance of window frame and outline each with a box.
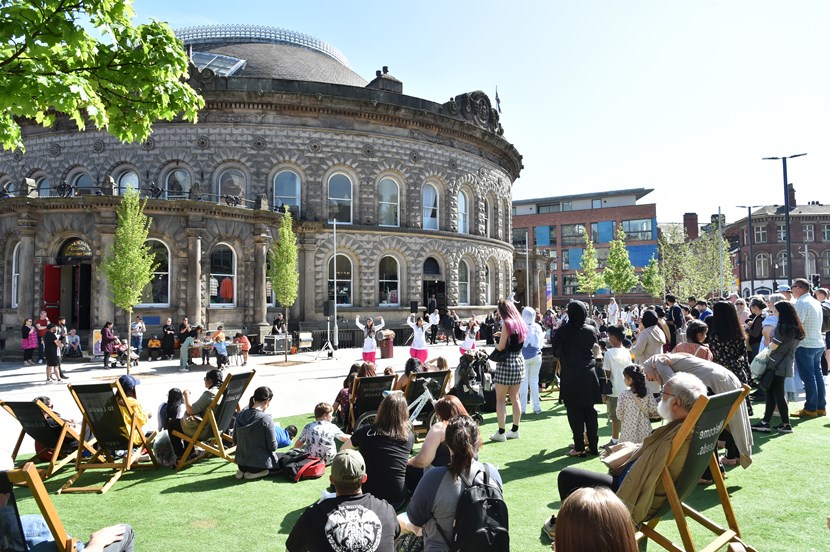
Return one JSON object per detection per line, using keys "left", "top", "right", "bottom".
{"left": 775, "top": 251, "right": 788, "bottom": 278}
{"left": 328, "top": 254, "right": 353, "bottom": 307}
{"left": 377, "top": 177, "right": 400, "bottom": 227}
{"left": 164, "top": 168, "right": 192, "bottom": 199}
{"left": 217, "top": 167, "right": 247, "bottom": 204}
{"left": 422, "top": 182, "right": 440, "bottom": 230}
{"left": 458, "top": 260, "right": 470, "bottom": 306}
{"left": 273, "top": 169, "right": 301, "bottom": 218}
{"left": 457, "top": 190, "right": 469, "bottom": 234}
{"left": 803, "top": 224, "right": 815, "bottom": 242}
{"left": 70, "top": 172, "right": 94, "bottom": 196}
{"left": 483, "top": 198, "right": 491, "bottom": 238}
{"left": 754, "top": 225, "right": 767, "bottom": 244}
{"left": 327, "top": 172, "right": 353, "bottom": 224}
{"left": 378, "top": 255, "right": 400, "bottom": 306}
{"left": 776, "top": 223, "right": 787, "bottom": 243}
{"left": 209, "top": 243, "right": 237, "bottom": 308}
{"left": 561, "top": 224, "right": 586, "bottom": 246}
{"left": 36, "top": 176, "right": 51, "bottom": 198}
{"left": 11, "top": 242, "right": 20, "bottom": 308}
{"left": 116, "top": 169, "right": 140, "bottom": 196}
{"left": 138, "top": 239, "right": 171, "bottom": 307}
{"left": 755, "top": 253, "right": 770, "bottom": 279}
{"left": 621, "top": 218, "right": 653, "bottom": 241}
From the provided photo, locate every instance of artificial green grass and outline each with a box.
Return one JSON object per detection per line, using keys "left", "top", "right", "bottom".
{"left": 10, "top": 397, "right": 830, "bottom": 551}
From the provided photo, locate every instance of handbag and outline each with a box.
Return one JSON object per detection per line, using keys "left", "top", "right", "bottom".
{"left": 750, "top": 348, "right": 770, "bottom": 378}
{"left": 488, "top": 347, "right": 509, "bottom": 363}
{"left": 758, "top": 368, "right": 776, "bottom": 392}
{"left": 600, "top": 441, "right": 640, "bottom": 475}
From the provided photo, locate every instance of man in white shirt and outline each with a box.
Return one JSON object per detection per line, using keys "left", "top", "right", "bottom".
{"left": 791, "top": 278, "right": 826, "bottom": 418}
{"left": 428, "top": 309, "right": 440, "bottom": 344}
{"left": 602, "top": 326, "right": 633, "bottom": 447}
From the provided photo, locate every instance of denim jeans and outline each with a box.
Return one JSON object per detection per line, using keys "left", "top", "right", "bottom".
{"left": 794, "top": 346, "right": 826, "bottom": 411}
{"left": 130, "top": 335, "right": 143, "bottom": 356}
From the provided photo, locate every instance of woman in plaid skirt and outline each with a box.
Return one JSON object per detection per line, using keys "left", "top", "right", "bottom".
{"left": 490, "top": 299, "right": 527, "bottom": 442}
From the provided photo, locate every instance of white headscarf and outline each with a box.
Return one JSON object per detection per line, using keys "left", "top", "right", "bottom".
{"left": 521, "top": 306, "right": 544, "bottom": 349}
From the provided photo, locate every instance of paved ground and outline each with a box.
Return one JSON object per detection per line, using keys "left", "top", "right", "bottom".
{"left": 0, "top": 343, "right": 464, "bottom": 456}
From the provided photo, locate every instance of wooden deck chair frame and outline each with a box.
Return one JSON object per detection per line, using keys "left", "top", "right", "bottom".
{"left": 635, "top": 384, "right": 756, "bottom": 552}
{"left": 1, "top": 399, "right": 96, "bottom": 481}
{"left": 3, "top": 462, "right": 78, "bottom": 551}
{"left": 539, "top": 353, "right": 560, "bottom": 399}
{"left": 59, "top": 381, "right": 158, "bottom": 494}
{"left": 348, "top": 374, "right": 398, "bottom": 432}
{"left": 172, "top": 369, "right": 255, "bottom": 470}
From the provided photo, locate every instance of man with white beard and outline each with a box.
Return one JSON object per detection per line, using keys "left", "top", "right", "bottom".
{"left": 543, "top": 372, "right": 707, "bottom": 538}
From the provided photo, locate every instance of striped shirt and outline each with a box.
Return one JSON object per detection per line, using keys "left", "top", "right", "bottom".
{"left": 794, "top": 294, "right": 824, "bottom": 349}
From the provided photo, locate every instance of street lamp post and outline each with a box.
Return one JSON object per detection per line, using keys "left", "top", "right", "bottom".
{"left": 737, "top": 205, "right": 762, "bottom": 295}
{"left": 773, "top": 263, "right": 779, "bottom": 292}
{"left": 763, "top": 153, "right": 806, "bottom": 287}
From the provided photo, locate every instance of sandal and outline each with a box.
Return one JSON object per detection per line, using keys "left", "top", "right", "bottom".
{"left": 720, "top": 456, "right": 739, "bottom": 466}
{"left": 566, "top": 449, "right": 587, "bottom": 457}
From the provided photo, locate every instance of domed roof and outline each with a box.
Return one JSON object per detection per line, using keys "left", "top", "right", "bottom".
{"left": 176, "top": 24, "right": 368, "bottom": 87}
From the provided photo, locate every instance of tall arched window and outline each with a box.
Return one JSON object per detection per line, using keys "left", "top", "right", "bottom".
{"left": 743, "top": 253, "right": 750, "bottom": 280}
{"left": 458, "top": 260, "right": 470, "bottom": 305}
{"left": 378, "top": 178, "right": 400, "bottom": 227}
{"left": 328, "top": 173, "right": 352, "bottom": 224}
{"left": 11, "top": 243, "right": 20, "bottom": 308}
{"left": 116, "top": 170, "right": 139, "bottom": 195}
{"left": 72, "top": 172, "right": 93, "bottom": 195}
{"left": 218, "top": 168, "right": 246, "bottom": 202}
{"left": 424, "top": 257, "right": 441, "bottom": 277}
{"left": 1, "top": 177, "right": 14, "bottom": 197}
{"left": 274, "top": 170, "right": 301, "bottom": 218}
{"left": 139, "top": 240, "right": 170, "bottom": 306}
{"left": 458, "top": 191, "right": 469, "bottom": 234}
{"left": 484, "top": 264, "right": 492, "bottom": 305}
{"left": 378, "top": 256, "right": 399, "bottom": 306}
{"left": 755, "top": 253, "right": 770, "bottom": 279}
{"left": 165, "top": 168, "right": 191, "bottom": 199}
{"left": 484, "top": 198, "right": 491, "bottom": 238}
{"left": 422, "top": 183, "right": 439, "bottom": 230}
{"left": 822, "top": 251, "right": 830, "bottom": 278}
{"left": 328, "top": 254, "right": 353, "bottom": 306}
{"left": 210, "top": 243, "right": 236, "bottom": 306}
{"left": 775, "top": 251, "right": 788, "bottom": 278}
{"left": 37, "top": 177, "right": 50, "bottom": 197}
{"left": 805, "top": 251, "right": 817, "bottom": 277}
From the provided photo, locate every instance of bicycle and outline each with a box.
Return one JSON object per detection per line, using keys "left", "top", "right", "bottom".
{"left": 354, "top": 385, "right": 440, "bottom": 430}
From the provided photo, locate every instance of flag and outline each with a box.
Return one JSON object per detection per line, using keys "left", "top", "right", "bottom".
{"left": 495, "top": 86, "right": 502, "bottom": 113}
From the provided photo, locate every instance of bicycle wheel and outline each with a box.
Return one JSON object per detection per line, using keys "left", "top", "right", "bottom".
{"left": 427, "top": 410, "right": 439, "bottom": 428}
{"left": 355, "top": 411, "right": 377, "bottom": 429}
{"left": 472, "top": 412, "right": 484, "bottom": 426}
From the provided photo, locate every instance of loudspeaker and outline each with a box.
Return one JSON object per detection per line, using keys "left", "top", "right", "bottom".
{"left": 410, "top": 301, "right": 419, "bottom": 314}
{"left": 324, "top": 300, "right": 334, "bottom": 317}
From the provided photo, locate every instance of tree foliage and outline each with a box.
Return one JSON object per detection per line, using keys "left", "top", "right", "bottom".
{"left": 0, "top": 0, "right": 204, "bottom": 151}
{"left": 268, "top": 211, "right": 299, "bottom": 362}
{"left": 640, "top": 255, "right": 665, "bottom": 300}
{"left": 659, "top": 224, "right": 736, "bottom": 299}
{"left": 575, "top": 227, "right": 604, "bottom": 295}
{"left": 603, "top": 224, "right": 639, "bottom": 295}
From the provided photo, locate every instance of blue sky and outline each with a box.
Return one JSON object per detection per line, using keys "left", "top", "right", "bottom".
{"left": 133, "top": 0, "right": 829, "bottom": 225}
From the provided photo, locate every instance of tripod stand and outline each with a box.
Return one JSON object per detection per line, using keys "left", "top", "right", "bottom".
{"left": 316, "top": 315, "right": 337, "bottom": 360}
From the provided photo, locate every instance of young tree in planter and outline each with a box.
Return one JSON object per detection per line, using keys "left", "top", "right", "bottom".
{"left": 603, "top": 224, "right": 640, "bottom": 297}
{"left": 101, "top": 188, "right": 157, "bottom": 373}
{"left": 640, "top": 255, "right": 666, "bottom": 300}
{"left": 267, "top": 211, "right": 299, "bottom": 363}
{"left": 575, "top": 227, "right": 604, "bottom": 310}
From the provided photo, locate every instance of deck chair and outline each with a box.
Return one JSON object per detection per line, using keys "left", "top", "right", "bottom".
{"left": 1, "top": 462, "right": 77, "bottom": 551}
{"left": 172, "top": 370, "right": 255, "bottom": 470}
{"left": 1, "top": 400, "right": 95, "bottom": 480}
{"left": 348, "top": 374, "right": 397, "bottom": 431}
{"left": 636, "top": 384, "right": 756, "bottom": 552}
{"left": 58, "top": 382, "right": 158, "bottom": 494}
{"left": 404, "top": 370, "right": 451, "bottom": 434}
{"left": 539, "top": 349, "right": 560, "bottom": 399}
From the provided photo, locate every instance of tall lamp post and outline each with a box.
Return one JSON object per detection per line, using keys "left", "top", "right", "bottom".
{"left": 737, "top": 204, "right": 762, "bottom": 295}
{"left": 773, "top": 263, "right": 779, "bottom": 292}
{"left": 762, "top": 153, "right": 806, "bottom": 287}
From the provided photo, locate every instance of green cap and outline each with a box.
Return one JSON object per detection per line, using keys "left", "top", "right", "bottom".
{"left": 330, "top": 449, "right": 365, "bottom": 484}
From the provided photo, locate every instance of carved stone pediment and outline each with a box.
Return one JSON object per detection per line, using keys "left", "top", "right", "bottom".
{"left": 443, "top": 91, "right": 503, "bottom": 136}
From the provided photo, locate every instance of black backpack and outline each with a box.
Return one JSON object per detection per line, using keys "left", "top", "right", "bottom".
{"left": 820, "top": 301, "right": 830, "bottom": 334}
{"left": 434, "top": 466, "right": 509, "bottom": 552}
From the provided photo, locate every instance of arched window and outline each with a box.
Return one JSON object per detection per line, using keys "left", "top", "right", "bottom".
{"left": 37, "top": 177, "right": 50, "bottom": 197}
{"left": 328, "top": 254, "right": 352, "bottom": 306}
{"left": 1, "top": 177, "right": 14, "bottom": 197}
{"left": 424, "top": 257, "right": 441, "bottom": 277}
{"left": 755, "top": 253, "right": 770, "bottom": 279}
{"left": 805, "top": 251, "right": 817, "bottom": 277}
{"left": 458, "top": 260, "right": 470, "bottom": 305}
{"left": 165, "top": 168, "right": 191, "bottom": 199}
{"left": 484, "top": 264, "right": 492, "bottom": 305}
{"left": 11, "top": 243, "right": 20, "bottom": 308}
{"left": 72, "top": 172, "right": 93, "bottom": 195}
{"left": 378, "top": 178, "right": 400, "bottom": 227}
{"left": 484, "top": 198, "right": 491, "bottom": 238}
{"left": 822, "top": 251, "right": 830, "bottom": 278}
{"left": 378, "top": 256, "right": 399, "bottom": 306}
{"left": 116, "top": 170, "right": 139, "bottom": 195}
{"left": 457, "top": 191, "right": 469, "bottom": 234}
{"left": 743, "top": 253, "right": 750, "bottom": 280}
{"left": 218, "top": 168, "right": 246, "bottom": 203}
{"left": 139, "top": 240, "right": 170, "bottom": 306}
{"left": 274, "top": 170, "right": 301, "bottom": 218}
{"left": 210, "top": 243, "right": 236, "bottom": 306}
{"left": 775, "top": 251, "right": 788, "bottom": 278}
{"left": 328, "top": 173, "right": 352, "bottom": 224}
{"left": 422, "top": 183, "right": 439, "bottom": 230}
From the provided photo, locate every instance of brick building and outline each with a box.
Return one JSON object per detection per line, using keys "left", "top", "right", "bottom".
{"left": 512, "top": 188, "right": 658, "bottom": 307}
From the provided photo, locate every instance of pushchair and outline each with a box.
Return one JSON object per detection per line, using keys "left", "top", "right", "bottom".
{"left": 448, "top": 350, "right": 491, "bottom": 424}
{"left": 111, "top": 339, "right": 139, "bottom": 368}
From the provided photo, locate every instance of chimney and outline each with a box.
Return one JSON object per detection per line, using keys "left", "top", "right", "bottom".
{"left": 787, "top": 183, "right": 797, "bottom": 208}
{"left": 683, "top": 212, "right": 699, "bottom": 241}
{"left": 365, "top": 66, "right": 403, "bottom": 94}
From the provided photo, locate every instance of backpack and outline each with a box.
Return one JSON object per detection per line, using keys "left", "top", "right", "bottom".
{"left": 433, "top": 466, "right": 509, "bottom": 552}
{"left": 820, "top": 301, "right": 830, "bottom": 334}
{"left": 276, "top": 449, "right": 326, "bottom": 482}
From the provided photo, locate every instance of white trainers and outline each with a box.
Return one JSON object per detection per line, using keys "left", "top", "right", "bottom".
{"left": 234, "top": 469, "right": 244, "bottom": 480}
{"left": 505, "top": 429, "right": 520, "bottom": 440}
{"left": 243, "top": 469, "right": 269, "bottom": 480}
{"left": 490, "top": 431, "right": 507, "bottom": 442}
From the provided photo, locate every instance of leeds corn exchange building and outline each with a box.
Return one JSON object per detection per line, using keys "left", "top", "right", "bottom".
{"left": 0, "top": 24, "right": 523, "bottom": 343}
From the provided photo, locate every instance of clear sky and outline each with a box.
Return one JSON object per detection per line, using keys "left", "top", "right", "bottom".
{"left": 132, "top": 0, "right": 829, "bottom": 226}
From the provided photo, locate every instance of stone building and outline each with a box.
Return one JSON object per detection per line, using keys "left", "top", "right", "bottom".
{"left": 0, "top": 25, "right": 522, "bottom": 346}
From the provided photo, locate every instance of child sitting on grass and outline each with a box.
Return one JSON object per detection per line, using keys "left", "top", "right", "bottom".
{"left": 294, "top": 402, "right": 350, "bottom": 464}
{"left": 275, "top": 424, "right": 298, "bottom": 448}
{"left": 616, "top": 365, "right": 658, "bottom": 444}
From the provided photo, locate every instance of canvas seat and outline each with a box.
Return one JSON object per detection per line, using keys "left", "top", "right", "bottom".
{"left": 348, "top": 374, "right": 397, "bottom": 432}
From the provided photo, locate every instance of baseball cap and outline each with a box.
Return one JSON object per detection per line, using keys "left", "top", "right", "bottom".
{"left": 118, "top": 375, "right": 141, "bottom": 391}
{"left": 330, "top": 449, "right": 366, "bottom": 484}
{"left": 777, "top": 284, "right": 791, "bottom": 292}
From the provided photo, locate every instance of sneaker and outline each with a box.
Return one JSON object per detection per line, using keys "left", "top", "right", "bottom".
{"left": 505, "top": 429, "right": 520, "bottom": 440}
{"left": 490, "top": 431, "right": 507, "bottom": 442}
{"left": 791, "top": 409, "right": 818, "bottom": 418}
{"left": 243, "top": 469, "right": 269, "bottom": 480}
{"left": 543, "top": 516, "right": 556, "bottom": 540}
{"left": 179, "top": 367, "right": 191, "bottom": 372}
{"left": 235, "top": 469, "right": 245, "bottom": 480}
{"left": 38, "top": 359, "right": 44, "bottom": 364}
{"left": 751, "top": 421, "right": 771, "bottom": 433}
{"left": 776, "top": 423, "right": 793, "bottom": 434}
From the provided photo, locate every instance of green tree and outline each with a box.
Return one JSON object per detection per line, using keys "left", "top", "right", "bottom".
{"left": 658, "top": 223, "right": 736, "bottom": 299}
{"left": 658, "top": 224, "right": 689, "bottom": 296}
{"left": 575, "top": 227, "right": 604, "bottom": 296}
{"left": 267, "top": 211, "right": 299, "bottom": 362}
{"left": 101, "top": 188, "right": 157, "bottom": 373}
{"left": 640, "top": 255, "right": 665, "bottom": 300}
{"left": 0, "top": 0, "right": 204, "bottom": 151}
{"left": 603, "top": 224, "right": 639, "bottom": 296}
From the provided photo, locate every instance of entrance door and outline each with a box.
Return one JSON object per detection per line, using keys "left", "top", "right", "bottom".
{"left": 422, "top": 281, "right": 446, "bottom": 312}
{"left": 43, "top": 264, "right": 62, "bottom": 322}
{"left": 73, "top": 264, "right": 92, "bottom": 330}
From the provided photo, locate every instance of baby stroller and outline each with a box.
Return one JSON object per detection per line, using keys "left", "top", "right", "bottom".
{"left": 449, "top": 350, "right": 491, "bottom": 425}
{"left": 111, "top": 339, "right": 139, "bottom": 368}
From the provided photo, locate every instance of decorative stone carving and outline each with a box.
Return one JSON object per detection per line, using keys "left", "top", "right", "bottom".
{"left": 442, "top": 91, "right": 503, "bottom": 136}
{"left": 196, "top": 136, "right": 210, "bottom": 149}
{"left": 362, "top": 144, "right": 375, "bottom": 157}
{"left": 12, "top": 149, "right": 23, "bottom": 162}
{"left": 93, "top": 140, "right": 105, "bottom": 153}
{"left": 252, "top": 136, "right": 267, "bottom": 150}
{"left": 141, "top": 137, "right": 155, "bottom": 151}
{"left": 409, "top": 151, "right": 421, "bottom": 163}
{"left": 308, "top": 139, "right": 322, "bottom": 153}
{"left": 49, "top": 144, "right": 61, "bottom": 157}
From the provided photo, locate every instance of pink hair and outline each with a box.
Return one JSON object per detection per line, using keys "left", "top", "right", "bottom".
{"left": 499, "top": 300, "right": 527, "bottom": 342}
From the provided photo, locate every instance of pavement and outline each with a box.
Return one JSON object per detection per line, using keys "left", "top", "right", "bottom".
{"left": 0, "top": 342, "right": 465, "bottom": 456}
